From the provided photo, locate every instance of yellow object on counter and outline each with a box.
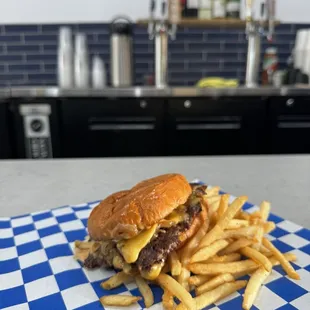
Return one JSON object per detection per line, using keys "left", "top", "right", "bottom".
{"left": 197, "top": 77, "right": 239, "bottom": 88}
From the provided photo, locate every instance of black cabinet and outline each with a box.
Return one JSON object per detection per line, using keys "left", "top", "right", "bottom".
{"left": 269, "top": 97, "right": 310, "bottom": 154}
{"left": 10, "top": 99, "right": 61, "bottom": 159}
{"left": 166, "top": 97, "right": 267, "bottom": 156}
{"left": 61, "top": 98, "right": 165, "bottom": 157}
{"left": 0, "top": 101, "right": 11, "bottom": 159}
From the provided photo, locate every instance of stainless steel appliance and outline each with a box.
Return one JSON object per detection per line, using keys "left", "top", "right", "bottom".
{"left": 110, "top": 17, "right": 133, "bottom": 87}
{"left": 245, "top": 0, "right": 276, "bottom": 87}
{"left": 148, "top": 0, "right": 178, "bottom": 88}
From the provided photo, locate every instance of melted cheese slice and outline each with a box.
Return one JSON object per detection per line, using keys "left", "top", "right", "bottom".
{"left": 117, "top": 224, "right": 158, "bottom": 264}
{"left": 159, "top": 206, "right": 187, "bottom": 228}
{"left": 140, "top": 263, "right": 163, "bottom": 280}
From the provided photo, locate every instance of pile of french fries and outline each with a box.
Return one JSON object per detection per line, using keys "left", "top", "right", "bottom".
{"left": 99, "top": 186, "right": 300, "bottom": 310}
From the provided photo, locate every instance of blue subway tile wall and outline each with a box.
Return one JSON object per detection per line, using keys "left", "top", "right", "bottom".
{"left": 0, "top": 23, "right": 305, "bottom": 87}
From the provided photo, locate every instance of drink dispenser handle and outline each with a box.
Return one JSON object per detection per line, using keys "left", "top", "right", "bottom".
{"left": 149, "top": 0, "right": 157, "bottom": 39}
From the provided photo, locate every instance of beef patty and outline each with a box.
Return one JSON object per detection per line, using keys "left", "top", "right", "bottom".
{"left": 136, "top": 202, "right": 201, "bottom": 271}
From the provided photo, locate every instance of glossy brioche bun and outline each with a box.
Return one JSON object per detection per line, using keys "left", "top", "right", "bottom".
{"left": 88, "top": 174, "right": 192, "bottom": 241}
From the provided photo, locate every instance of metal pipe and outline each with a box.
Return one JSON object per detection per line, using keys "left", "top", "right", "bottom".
{"left": 155, "top": 24, "right": 168, "bottom": 88}
{"left": 245, "top": 24, "right": 261, "bottom": 88}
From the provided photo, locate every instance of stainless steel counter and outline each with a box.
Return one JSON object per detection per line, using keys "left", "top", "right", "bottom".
{"left": 0, "top": 86, "right": 310, "bottom": 99}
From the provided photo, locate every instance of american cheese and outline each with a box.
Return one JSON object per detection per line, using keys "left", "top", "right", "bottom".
{"left": 140, "top": 263, "right": 163, "bottom": 280}
{"left": 117, "top": 224, "right": 158, "bottom": 264}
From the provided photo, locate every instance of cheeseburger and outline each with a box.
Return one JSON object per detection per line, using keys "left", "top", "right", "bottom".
{"left": 75, "top": 174, "right": 207, "bottom": 280}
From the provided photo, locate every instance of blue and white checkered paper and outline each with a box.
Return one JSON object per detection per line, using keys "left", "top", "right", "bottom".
{"left": 1, "top": 192, "right": 310, "bottom": 310}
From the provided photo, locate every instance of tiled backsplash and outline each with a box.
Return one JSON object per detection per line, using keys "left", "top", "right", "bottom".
{"left": 0, "top": 23, "right": 305, "bottom": 87}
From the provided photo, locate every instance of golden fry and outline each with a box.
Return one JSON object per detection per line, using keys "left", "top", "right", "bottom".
{"left": 191, "top": 239, "right": 229, "bottom": 263}
{"left": 101, "top": 272, "right": 133, "bottom": 290}
{"left": 196, "top": 273, "right": 234, "bottom": 295}
{"left": 176, "top": 281, "right": 247, "bottom": 310}
{"left": 240, "top": 246, "right": 272, "bottom": 272}
{"left": 222, "top": 226, "right": 258, "bottom": 240}
{"left": 162, "top": 289, "right": 175, "bottom": 310}
{"left": 220, "top": 238, "right": 253, "bottom": 255}
{"left": 189, "top": 259, "right": 259, "bottom": 275}
{"left": 135, "top": 276, "right": 154, "bottom": 308}
{"left": 100, "top": 295, "right": 141, "bottom": 307}
{"left": 216, "top": 194, "right": 230, "bottom": 222}
{"left": 204, "top": 186, "right": 220, "bottom": 196}
{"left": 243, "top": 267, "right": 271, "bottom": 310}
{"left": 259, "top": 201, "right": 271, "bottom": 222}
{"left": 157, "top": 274, "right": 195, "bottom": 310}
{"left": 188, "top": 275, "right": 211, "bottom": 287}
{"left": 251, "top": 226, "right": 264, "bottom": 251}
{"left": 226, "top": 219, "right": 249, "bottom": 230}
{"left": 206, "top": 253, "right": 241, "bottom": 263}
{"left": 263, "top": 221, "right": 276, "bottom": 233}
{"left": 177, "top": 267, "right": 191, "bottom": 291}
{"left": 169, "top": 251, "right": 182, "bottom": 276}
{"left": 238, "top": 211, "right": 251, "bottom": 221}
{"left": 262, "top": 238, "right": 300, "bottom": 280}
{"left": 199, "top": 196, "right": 248, "bottom": 249}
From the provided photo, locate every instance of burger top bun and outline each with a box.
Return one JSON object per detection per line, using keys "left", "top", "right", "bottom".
{"left": 87, "top": 174, "right": 192, "bottom": 240}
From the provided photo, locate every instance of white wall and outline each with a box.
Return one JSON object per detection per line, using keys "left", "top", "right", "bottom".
{"left": 0, "top": 0, "right": 309, "bottom": 24}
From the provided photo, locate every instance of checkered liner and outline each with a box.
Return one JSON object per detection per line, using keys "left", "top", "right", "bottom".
{"left": 0, "top": 191, "right": 310, "bottom": 310}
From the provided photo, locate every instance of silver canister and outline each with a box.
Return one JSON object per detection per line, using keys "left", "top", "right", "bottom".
{"left": 110, "top": 17, "right": 133, "bottom": 87}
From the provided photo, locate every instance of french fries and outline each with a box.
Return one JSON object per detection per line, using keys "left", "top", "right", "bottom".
{"left": 177, "top": 267, "right": 191, "bottom": 291}
{"left": 243, "top": 267, "right": 271, "bottom": 310}
{"left": 176, "top": 281, "right": 247, "bottom": 310}
{"left": 162, "top": 289, "right": 175, "bottom": 310}
{"left": 206, "top": 253, "right": 241, "bottom": 263}
{"left": 100, "top": 295, "right": 142, "bottom": 306}
{"left": 252, "top": 226, "right": 264, "bottom": 251}
{"left": 181, "top": 219, "right": 209, "bottom": 264}
{"left": 96, "top": 192, "right": 300, "bottom": 310}
{"left": 191, "top": 239, "right": 229, "bottom": 263}
{"left": 198, "top": 196, "right": 248, "bottom": 249}
{"left": 216, "top": 194, "right": 230, "bottom": 222}
{"left": 226, "top": 219, "right": 249, "bottom": 230}
{"left": 220, "top": 237, "right": 253, "bottom": 255}
{"left": 195, "top": 273, "right": 235, "bottom": 295}
{"left": 222, "top": 226, "right": 258, "bottom": 240}
{"left": 169, "top": 251, "right": 182, "bottom": 276}
{"left": 205, "top": 186, "right": 220, "bottom": 196}
{"left": 259, "top": 201, "right": 271, "bottom": 222}
{"left": 156, "top": 274, "right": 195, "bottom": 310}
{"left": 240, "top": 247, "right": 272, "bottom": 272}
{"left": 262, "top": 238, "right": 300, "bottom": 280}
{"left": 135, "top": 276, "right": 154, "bottom": 308}
{"left": 101, "top": 272, "right": 133, "bottom": 290}
{"left": 190, "top": 259, "right": 259, "bottom": 275}
{"left": 188, "top": 275, "right": 211, "bottom": 287}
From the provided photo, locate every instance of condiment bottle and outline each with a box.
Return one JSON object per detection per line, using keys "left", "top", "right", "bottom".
{"left": 262, "top": 47, "right": 278, "bottom": 85}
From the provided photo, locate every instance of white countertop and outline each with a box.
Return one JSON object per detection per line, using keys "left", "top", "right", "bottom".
{"left": 0, "top": 155, "right": 309, "bottom": 228}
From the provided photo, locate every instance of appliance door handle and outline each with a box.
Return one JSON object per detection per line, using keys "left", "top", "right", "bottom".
{"left": 176, "top": 123, "right": 241, "bottom": 130}
{"left": 277, "top": 121, "right": 310, "bottom": 129}
{"left": 89, "top": 123, "right": 155, "bottom": 131}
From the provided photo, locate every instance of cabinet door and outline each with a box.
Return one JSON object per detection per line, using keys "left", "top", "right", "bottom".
{"left": 269, "top": 97, "right": 310, "bottom": 154}
{"left": 0, "top": 101, "right": 11, "bottom": 159}
{"left": 61, "top": 98, "right": 164, "bottom": 157}
{"left": 166, "top": 97, "right": 267, "bottom": 156}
